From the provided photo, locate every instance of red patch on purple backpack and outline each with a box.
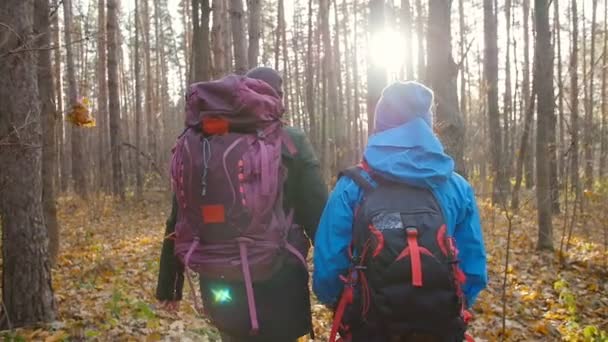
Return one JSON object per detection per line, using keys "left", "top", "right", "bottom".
{"left": 201, "top": 205, "right": 226, "bottom": 223}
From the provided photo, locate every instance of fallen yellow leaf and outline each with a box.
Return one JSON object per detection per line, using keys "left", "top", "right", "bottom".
{"left": 45, "top": 330, "right": 68, "bottom": 342}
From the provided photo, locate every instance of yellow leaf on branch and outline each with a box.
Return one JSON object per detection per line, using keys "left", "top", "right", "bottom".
{"left": 66, "top": 97, "right": 96, "bottom": 127}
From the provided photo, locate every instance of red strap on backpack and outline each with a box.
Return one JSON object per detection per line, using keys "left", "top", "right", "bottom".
{"left": 329, "top": 274, "right": 355, "bottom": 342}
{"left": 406, "top": 228, "right": 423, "bottom": 287}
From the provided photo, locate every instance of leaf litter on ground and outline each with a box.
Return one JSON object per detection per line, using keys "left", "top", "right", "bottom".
{"left": 0, "top": 191, "right": 607, "bottom": 341}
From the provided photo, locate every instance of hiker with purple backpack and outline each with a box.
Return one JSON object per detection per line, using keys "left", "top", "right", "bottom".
{"left": 156, "top": 67, "right": 327, "bottom": 341}
{"left": 314, "top": 81, "right": 487, "bottom": 342}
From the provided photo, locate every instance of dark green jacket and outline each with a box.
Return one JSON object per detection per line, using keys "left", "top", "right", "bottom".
{"left": 156, "top": 127, "right": 327, "bottom": 340}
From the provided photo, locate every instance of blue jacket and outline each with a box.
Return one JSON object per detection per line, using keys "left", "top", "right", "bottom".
{"left": 313, "top": 118, "right": 488, "bottom": 308}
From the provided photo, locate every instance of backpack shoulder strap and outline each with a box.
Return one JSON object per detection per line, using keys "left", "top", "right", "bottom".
{"left": 339, "top": 166, "right": 375, "bottom": 193}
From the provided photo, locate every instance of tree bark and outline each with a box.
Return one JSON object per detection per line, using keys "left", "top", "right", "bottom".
{"left": 0, "top": 0, "right": 57, "bottom": 328}
{"left": 512, "top": 57, "right": 536, "bottom": 210}
{"left": 458, "top": 0, "right": 466, "bottom": 124}
{"left": 367, "top": 0, "right": 387, "bottom": 134}
{"left": 52, "top": 0, "right": 66, "bottom": 193}
{"left": 570, "top": 0, "right": 581, "bottom": 201}
{"left": 555, "top": 0, "right": 565, "bottom": 185}
{"left": 601, "top": 0, "right": 608, "bottom": 179}
{"left": 522, "top": 0, "right": 535, "bottom": 189}
{"left": 342, "top": 0, "right": 354, "bottom": 163}
{"left": 142, "top": 0, "right": 156, "bottom": 164}
{"left": 535, "top": 0, "right": 555, "bottom": 250}
{"left": 427, "top": 0, "right": 466, "bottom": 176}
{"left": 281, "top": 0, "right": 290, "bottom": 114}
{"left": 332, "top": 0, "right": 342, "bottom": 125}
{"left": 134, "top": 0, "right": 143, "bottom": 199}
{"left": 402, "top": 0, "right": 414, "bottom": 79}
{"left": 229, "top": 0, "right": 248, "bottom": 74}
{"left": 107, "top": 0, "right": 125, "bottom": 199}
{"left": 274, "top": 0, "right": 282, "bottom": 71}
{"left": 97, "top": 0, "right": 109, "bottom": 192}
{"left": 223, "top": 0, "right": 233, "bottom": 73}
{"left": 484, "top": 0, "right": 508, "bottom": 204}
{"left": 503, "top": 0, "right": 512, "bottom": 175}
{"left": 211, "top": 0, "right": 227, "bottom": 77}
{"left": 353, "top": 1, "right": 363, "bottom": 154}
{"left": 415, "top": 0, "right": 425, "bottom": 80}
{"left": 247, "top": 0, "right": 261, "bottom": 68}
{"left": 192, "top": 0, "right": 211, "bottom": 81}
{"left": 36, "top": 0, "right": 60, "bottom": 267}
{"left": 63, "top": 0, "right": 87, "bottom": 197}
{"left": 551, "top": 0, "right": 562, "bottom": 213}
{"left": 305, "top": 0, "right": 317, "bottom": 147}
{"left": 584, "top": 0, "right": 598, "bottom": 189}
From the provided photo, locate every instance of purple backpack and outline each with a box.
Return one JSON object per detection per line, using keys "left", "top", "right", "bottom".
{"left": 170, "top": 75, "right": 307, "bottom": 334}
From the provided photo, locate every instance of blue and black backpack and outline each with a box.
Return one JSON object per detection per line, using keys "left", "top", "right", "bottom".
{"left": 329, "top": 164, "right": 472, "bottom": 342}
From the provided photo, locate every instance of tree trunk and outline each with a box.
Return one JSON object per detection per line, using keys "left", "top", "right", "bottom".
{"left": 551, "top": 0, "right": 562, "bottom": 213}
{"left": 63, "top": 0, "right": 87, "bottom": 197}
{"left": 512, "top": 51, "right": 536, "bottom": 210}
{"left": 107, "top": 0, "right": 125, "bottom": 199}
{"left": 211, "top": 0, "right": 227, "bottom": 77}
{"left": 329, "top": 0, "right": 345, "bottom": 170}
{"left": 229, "top": 0, "right": 248, "bottom": 74}
{"left": 274, "top": 0, "right": 282, "bottom": 71}
{"left": 153, "top": 0, "right": 169, "bottom": 169}
{"left": 134, "top": 0, "right": 143, "bottom": 199}
{"left": 342, "top": 0, "right": 354, "bottom": 163}
{"left": 192, "top": 0, "right": 211, "bottom": 81}
{"left": 97, "top": 0, "right": 109, "bottom": 192}
{"left": 503, "top": 0, "right": 512, "bottom": 175}
{"left": 223, "top": 0, "right": 233, "bottom": 73}
{"left": 353, "top": 1, "right": 363, "bottom": 154}
{"left": 458, "top": 0, "right": 466, "bottom": 124}
{"left": 402, "top": 0, "right": 414, "bottom": 79}
{"left": 247, "top": 0, "right": 261, "bottom": 68}
{"left": 523, "top": 0, "right": 535, "bottom": 190}
{"left": 484, "top": 0, "right": 507, "bottom": 204}
{"left": 36, "top": 0, "right": 60, "bottom": 267}
{"left": 415, "top": 0, "right": 425, "bottom": 80}
{"left": 281, "top": 0, "right": 290, "bottom": 114}
{"left": 535, "top": 0, "right": 555, "bottom": 250}
{"left": 305, "top": 0, "right": 317, "bottom": 147}
{"left": 292, "top": 4, "right": 304, "bottom": 129}
{"left": 181, "top": 0, "right": 192, "bottom": 83}
{"left": 143, "top": 0, "right": 156, "bottom": 164}
{"left": 52, "top": 0, "right": 65, "bottom": 193}
{"left": 367, "top": 0, "right": 387, "bottom": 134}
{"left": 0, "top": 0, "right": 57, "bottom": 328}
{"left": 427, "top": 0, "right": 466, "bottom": 176}
{"left": 570, "top": 0, "right": 581, "bottom": 201}
{"left": 601, "top": 0, "right": 608, "bottom": 179}
{"left": 555, "top": 0, "right": 565, "bottom": 185}
{"left": 584, "top": 0, "right": 598, "bottom": 190}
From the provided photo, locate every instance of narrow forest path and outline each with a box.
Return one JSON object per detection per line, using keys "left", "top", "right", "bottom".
{"left": 3, "top": 192, "right": 607, "bottom": 341}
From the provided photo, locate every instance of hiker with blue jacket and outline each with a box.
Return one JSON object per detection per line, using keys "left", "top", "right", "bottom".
{"left": 314, "top": 81, "right": 488, "bottom": 342}
{"left": 156, "top": 67, "right": 327, "bottom": 342}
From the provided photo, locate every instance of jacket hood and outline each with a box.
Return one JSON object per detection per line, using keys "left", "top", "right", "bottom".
{"left": 363, "top": 117, "right": 454, "bottom": 188}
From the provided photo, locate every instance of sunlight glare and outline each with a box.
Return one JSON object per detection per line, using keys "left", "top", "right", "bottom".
{"left": 370, "top": 30, "right": 407, "bottom": 72}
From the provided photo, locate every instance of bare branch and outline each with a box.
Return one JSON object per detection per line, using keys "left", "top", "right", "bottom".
{"left": 0, "top": 36, "right": 91, "bottom": 59}
{"left": 0, "top": 300, "right": 13, "bottom": 331}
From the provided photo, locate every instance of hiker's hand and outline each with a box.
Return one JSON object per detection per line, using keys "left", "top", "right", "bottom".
{"left": 159, "top": 300, "right": 180, "bottom": 313}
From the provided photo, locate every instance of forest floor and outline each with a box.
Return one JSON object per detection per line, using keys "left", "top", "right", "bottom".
{"left": 1, "top": 190, "right": 608, "bottom": 341}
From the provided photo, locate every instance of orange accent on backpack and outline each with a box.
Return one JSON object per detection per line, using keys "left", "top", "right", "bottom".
{"left": 201, "top": 205, "right": 226, "bottom": 223}
{"left": 202, "top": 117, "right": 230, "bottom": 135}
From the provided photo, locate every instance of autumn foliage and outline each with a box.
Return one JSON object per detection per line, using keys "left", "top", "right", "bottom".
{"left": 1, "top": 190, "right": 606, "bottom": 341}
